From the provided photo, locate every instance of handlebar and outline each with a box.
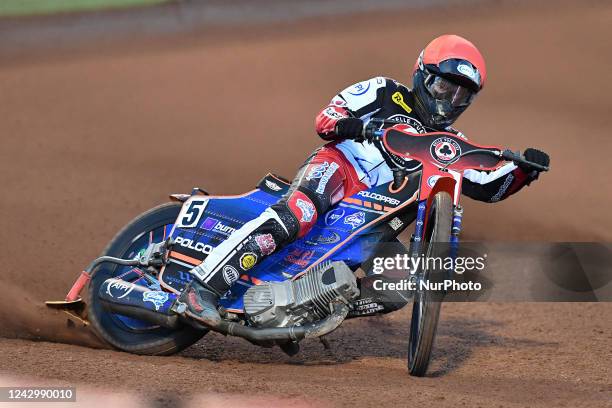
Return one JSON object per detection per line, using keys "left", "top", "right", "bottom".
{"left": 362, "top": 119, "right": 549, "bottom": 173}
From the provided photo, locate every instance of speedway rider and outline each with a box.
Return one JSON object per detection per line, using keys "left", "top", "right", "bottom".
{"left": 178, "top": 34, "right": 550, "bottom": 324}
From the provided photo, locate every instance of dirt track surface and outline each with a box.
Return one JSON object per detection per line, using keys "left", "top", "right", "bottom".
{"left": 0, "top": 1, "right": 611, "bottom": 407}
{"left": 1, "top": 303, "right": 611, "bottom": 408}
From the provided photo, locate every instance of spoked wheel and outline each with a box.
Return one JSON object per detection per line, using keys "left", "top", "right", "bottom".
{"left": 87, "top": 202, "right": 207, "bottom": 355}
{"left": 407, "top": 191, "right": 452, "bottom": 376}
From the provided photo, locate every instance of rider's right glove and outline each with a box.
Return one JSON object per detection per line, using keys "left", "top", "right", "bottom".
{"left": 519, "top": 148, "right": 550, "bottom": 174}
{"left": 335, "top": 117, "right": 364, "bottom": 141}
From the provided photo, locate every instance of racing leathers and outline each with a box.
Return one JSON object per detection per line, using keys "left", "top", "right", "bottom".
{"left": 180, "top": 77, "right": 541, "bottom": 323}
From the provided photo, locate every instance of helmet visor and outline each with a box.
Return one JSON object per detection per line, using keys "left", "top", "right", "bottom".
{"left": 424, "top": 74, "right": 476, "bottom": 108}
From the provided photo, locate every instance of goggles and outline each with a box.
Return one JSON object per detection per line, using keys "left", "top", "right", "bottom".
{"left": 424, "top": 74, "right": 476, "bottom": 108}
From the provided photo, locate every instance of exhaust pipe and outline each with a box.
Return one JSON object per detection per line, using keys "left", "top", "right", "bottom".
{"left": 100, "top": 300, "right": 182, "bottom": 329}
{"left": 187, "top": 302, "right": 349, "bottom": 342}
{"left": 102, "top": 299, "right": 348, "bottom": 342}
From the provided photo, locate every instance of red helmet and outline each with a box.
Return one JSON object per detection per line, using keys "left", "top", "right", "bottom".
{"left": 412, "top": 35, "right": 487, "bottom": 128}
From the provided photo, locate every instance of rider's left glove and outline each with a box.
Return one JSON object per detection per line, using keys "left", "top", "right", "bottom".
{"left": 335, "top": 117, "right": 364, "bottom": 141}
{"left": 519, "top": 148, "right": 550, "bottom": 174}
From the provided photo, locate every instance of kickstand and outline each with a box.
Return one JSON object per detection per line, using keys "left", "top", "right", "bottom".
{"left": 319, "top": 336, "right": 331, "bottom": 350}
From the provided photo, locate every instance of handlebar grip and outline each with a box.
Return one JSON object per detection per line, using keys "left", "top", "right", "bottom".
{"left": 362, "top": 122, "right": 385, "bottom": 141}
{"left": 363, "top": 118, "right": 412, "bottom": 141}
{"left": 501, "top": 149, "right": 520, "bottom": 161}
{"left": 501, "top": 149, "right": 549, "bottom": 172}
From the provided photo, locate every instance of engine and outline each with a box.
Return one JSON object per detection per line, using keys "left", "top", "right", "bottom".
{"left": 242, "top": 261, "right": 359, "bottom": 328}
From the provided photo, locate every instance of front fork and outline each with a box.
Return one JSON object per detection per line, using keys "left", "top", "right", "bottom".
{"left": 451, "top": 204, "right": 463, "bottom": 251}
{"left": 412, "top": 200, "right": 463, "bottom": 241}
{"left": 410, "top": 200, "right": 463, "bottom": 275}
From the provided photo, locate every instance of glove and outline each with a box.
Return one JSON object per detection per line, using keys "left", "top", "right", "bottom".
{"left": 335, "top": 117, "right": 364, "bottom": 141}
{"left": 519, "top": 148, "right": 550, "bottom": 173}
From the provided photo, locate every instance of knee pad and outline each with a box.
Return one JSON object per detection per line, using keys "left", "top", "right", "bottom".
{"left": 269, "top": 202, "right": 300, "bottom": 241}
{"left": 273, "top": 190, "right": 318, "bottom": 239}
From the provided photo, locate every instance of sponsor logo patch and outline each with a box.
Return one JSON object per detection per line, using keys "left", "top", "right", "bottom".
{"left": 323, "top": 106, "right": 346, "bottom": 120}
{"left": 284, "top": 248, "right": 316, "bottom": 268}
{"left": 344, "top": 211, "right": 366, "bottom": 229}
{"left": 457, "top": 64, "right": 477, "bottom": 80}
{"left": 296, "top": 198, "right": 315, "bottom": 223}
{"left": 143, "top": 290, "right": 169, "bottom": 311}
{"left": 201, "top": 217, "right": 236, "bottom": 236}
{"left": 430, "top": 137, "right": 461, "bottom": 163}
{"left": 491, "top": 173, "right": 514, "bottom": 202}
{"left": 255, "top": 233, "right": 276, "bottom": 255}
{"left": 315, "top": 162, "right": 339, "bottom": 194}
{"left": 240, "top": 252, "right": 258, "bottom": 270}
{"left": 386, "top": 114, "right": 426, "bottom": 134}
{"left": 105, "top": 279, "right": 134, "bottom": 299}
{"left": 358, "top": 191, "right": 400, "bottom": 206}
{"left": 347, "top": 81, "right": 371, "bottom": 96}
{"left": 325, "top": 208, "right": 345, "bottom": 226}
{"left": 391, "top": 91, "right": 412, "bottom": 113}
{"left": 174, "top": 236, "right": 213, "bottom": 255}
{"left": 427, "top": 175, "right": 441, "bottom": 188}
{"left": 307, "top": 232, "right": 342, "bottom": 245}
{"left": 264, "top": 179, "right": 282, "bottom": 191}
{"left": 222, "top": 265, "right": 239, "bottom": 285}
{"left": 306, "top": 162, "right": 330, "bottom": 181}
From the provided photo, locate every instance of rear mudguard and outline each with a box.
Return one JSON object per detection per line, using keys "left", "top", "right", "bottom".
{"left": 98, "top": 278, "right": 180, "bottom": 328}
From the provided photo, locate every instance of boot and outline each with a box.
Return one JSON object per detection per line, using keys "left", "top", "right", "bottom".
{"left": 178, "top": 279, "right": 221, "bottom": 326}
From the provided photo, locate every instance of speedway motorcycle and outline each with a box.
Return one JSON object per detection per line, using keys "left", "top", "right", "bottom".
{"left": 47, "top": 119, "right": 548, "bottom": 376}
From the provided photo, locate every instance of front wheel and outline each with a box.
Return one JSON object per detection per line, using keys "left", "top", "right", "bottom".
{"left": 87, "top": 202, "right": 207, "bottom": 355}
{"left": 407, "top": 191, "right": 452, "bottom": 376}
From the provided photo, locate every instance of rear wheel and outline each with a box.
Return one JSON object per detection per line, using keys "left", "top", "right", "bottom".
{"left": 407, "top": 192, "right": 452, "bottom": 376}
{"left": 87, "top": 202, "right": 207, "bottom": 355}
